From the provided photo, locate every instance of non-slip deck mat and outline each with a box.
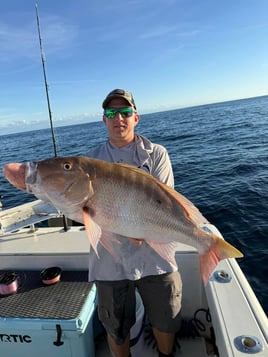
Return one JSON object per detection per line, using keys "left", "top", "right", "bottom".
{"left": 0, "top": 270, "right": 93, "bottom": 320}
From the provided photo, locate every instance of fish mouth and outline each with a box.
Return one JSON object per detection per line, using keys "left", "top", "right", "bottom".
{"left": 3, "top": 163, "right": 27, "bottom": 191}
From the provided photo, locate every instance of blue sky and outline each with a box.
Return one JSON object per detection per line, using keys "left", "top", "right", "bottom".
{"left": 1, "top": 0, "right": 268, "bottom": 134}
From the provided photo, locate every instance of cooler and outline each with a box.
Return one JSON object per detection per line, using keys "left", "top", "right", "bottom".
{"left": 0, "top": 270, "right": 97, "bottom": 357}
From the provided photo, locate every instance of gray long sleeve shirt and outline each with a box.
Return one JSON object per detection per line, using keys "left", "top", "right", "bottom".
{"left": 85, "top": 134, "right": 178, "bottom": 281}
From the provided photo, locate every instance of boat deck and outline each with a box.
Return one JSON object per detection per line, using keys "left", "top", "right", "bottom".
{"left": 95, "top": 334, "right": 216, "bottom": 357}
{"left": 0, "top": 201, "right": 268, "bottom": 356}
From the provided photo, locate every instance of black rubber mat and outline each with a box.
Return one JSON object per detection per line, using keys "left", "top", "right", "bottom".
{"left": 0, "top": 270, "right": 93, "bottom": 320}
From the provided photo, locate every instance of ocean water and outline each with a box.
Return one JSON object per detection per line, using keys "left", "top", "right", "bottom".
{"left": 0, "top": 95, "right": 267, "bottom": 315}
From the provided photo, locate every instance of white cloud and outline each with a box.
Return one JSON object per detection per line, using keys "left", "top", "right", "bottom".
{"left": 0, "top": 15, "right": 78, "bottom": 62}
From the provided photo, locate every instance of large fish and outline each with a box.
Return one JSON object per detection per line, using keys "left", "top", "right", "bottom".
{"left": 3, "top": 156, "right": 243, "bottom": 283}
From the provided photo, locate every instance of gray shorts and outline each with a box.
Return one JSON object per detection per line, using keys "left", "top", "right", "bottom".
{"left": 96, "top": 271, "right": 182, "bottom": 344}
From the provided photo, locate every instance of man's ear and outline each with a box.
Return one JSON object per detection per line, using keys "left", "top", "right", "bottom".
{"left": 134, "top": 113, "right": 140, "bottom": 126}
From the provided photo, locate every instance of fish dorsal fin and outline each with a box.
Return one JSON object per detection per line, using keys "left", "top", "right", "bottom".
{"left": 158, "top": 183, "right": 209, "bottom": 225}
{"left": 115, "top": 163, "right": 209, "bottom": 226}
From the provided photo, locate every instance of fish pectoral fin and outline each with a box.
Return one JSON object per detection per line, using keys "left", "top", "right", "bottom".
{"left": 200, "top": 237, "right": 244, "bottom": 284}
{"left": 82, "top": 208, "right": 102, "bottom": 257}
{"left": 99, "top": 231, "right": 121, "bottom": 259}
{"left": 146, "top": 240, "right": 178, "bottom": 268}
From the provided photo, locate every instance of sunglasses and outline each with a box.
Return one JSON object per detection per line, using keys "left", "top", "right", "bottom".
{"left": 104, "top": 107, "right": 135, "bottom": 119}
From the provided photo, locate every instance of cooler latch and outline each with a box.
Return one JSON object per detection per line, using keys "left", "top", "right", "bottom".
{"left": 53, "top": 324, "right": 64, "bottom": 346}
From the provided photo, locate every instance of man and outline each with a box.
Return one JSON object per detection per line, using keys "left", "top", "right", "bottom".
{"left": 86, "top": 89, "right": 182, "bottom": 357}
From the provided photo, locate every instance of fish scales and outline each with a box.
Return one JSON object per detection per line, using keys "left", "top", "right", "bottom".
{"left": 86, "top": 160, "right": 202, "bottom": 245}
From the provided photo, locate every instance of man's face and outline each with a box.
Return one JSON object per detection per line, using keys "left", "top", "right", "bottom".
{"left": 103, "top": 98, "right": 139, "bottom": 146}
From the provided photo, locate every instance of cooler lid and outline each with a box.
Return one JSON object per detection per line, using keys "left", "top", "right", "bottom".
{"left": 0, "top": 270, "right": 96, "bottom": 330}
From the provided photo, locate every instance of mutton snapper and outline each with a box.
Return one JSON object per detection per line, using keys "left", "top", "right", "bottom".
{"left": 3, "top": 156, "right": 243, "bottom": 283}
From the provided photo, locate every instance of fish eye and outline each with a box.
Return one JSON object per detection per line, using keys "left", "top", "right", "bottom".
{"left": 63, "top": 162, "right": 72, "bottom": 171}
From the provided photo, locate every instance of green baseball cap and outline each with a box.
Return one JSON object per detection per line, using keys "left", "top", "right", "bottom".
{"left": 102, "top": 89, "right": 136, "bottom": 110}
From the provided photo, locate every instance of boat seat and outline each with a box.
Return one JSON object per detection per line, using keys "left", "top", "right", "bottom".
{"left": 0, "top": 200, "right": 59, "bottom": 233}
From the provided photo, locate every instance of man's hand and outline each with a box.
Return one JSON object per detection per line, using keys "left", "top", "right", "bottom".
{"left": 129, "top": 238, "right": 143, "bottom": 246}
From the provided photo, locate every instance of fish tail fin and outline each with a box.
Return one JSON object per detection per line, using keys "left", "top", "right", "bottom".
{"left": 200, "top": 237, "right": 243, "bottom": 284}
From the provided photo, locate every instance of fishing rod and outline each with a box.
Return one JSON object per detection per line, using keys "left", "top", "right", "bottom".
{"left": 35, "top": 3, "right": 69, "bottom": 231}
{"left": 35, "top": 3, "right": 58, "bottom": 158}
